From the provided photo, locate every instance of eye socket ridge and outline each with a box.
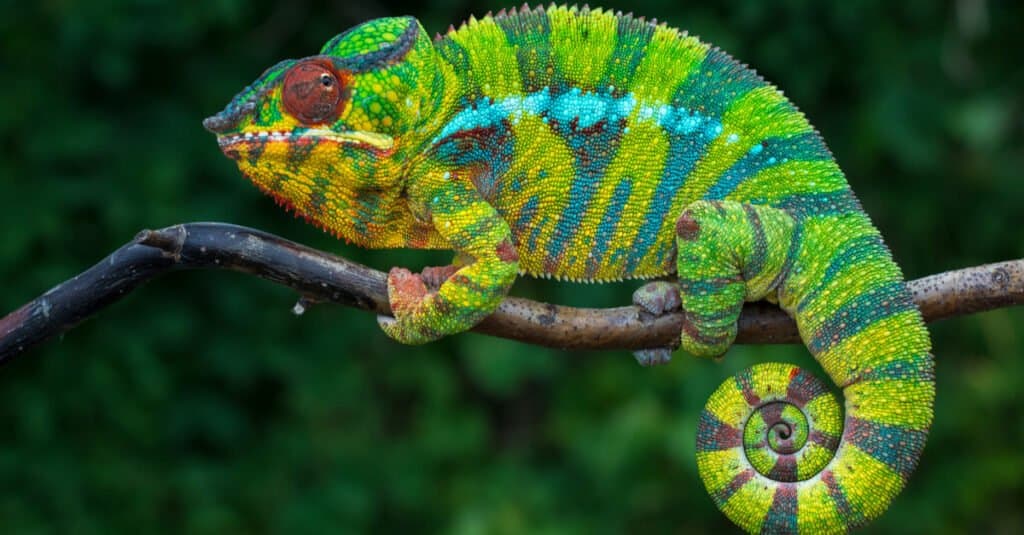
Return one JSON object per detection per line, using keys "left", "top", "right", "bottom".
{"left": 281, "top": 59, "right": 349, "bottom": 125}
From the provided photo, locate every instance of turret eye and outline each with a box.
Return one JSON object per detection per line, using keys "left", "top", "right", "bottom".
{"left": 281, "top": 60, "right": 347, "bottom": 125}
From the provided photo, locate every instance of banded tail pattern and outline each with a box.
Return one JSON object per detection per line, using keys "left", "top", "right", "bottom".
{"left": 678, "top": 201, "right": 934, "bottom": 533}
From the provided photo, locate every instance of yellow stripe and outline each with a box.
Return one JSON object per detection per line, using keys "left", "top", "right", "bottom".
{"left": 548, "top": 7, "right": 618, "bottom": 89}
{"left": 569, "top": 120, "right": 670, "bottom": 279}
{"left": 705, "top": 378, "right": 750, "bottom": 425}
{"left": 726, "top": 159, "right": 846, "bottom": 202}
{"left": 796, "top": 443, "right": 834, "bottom": 481}
{"left": 846, "top": 379, "right": 935, "bottom": 429}
{"left": 720, "top": 474, "right": 775, "bottom": 532}
{"left": 498, "top": 114, "right": 575, "bottom": 275}
{"left": 449, "top": 17, "right": 522, "bottom": 98}
{"left": 750, "top": 363, "right": 797, "bottom": 400}
{"left": 796, "top": 481, "right": 843, "bottom": 534}
{"left": 803, "top": 394, "right": 842, "bottom": 438}
{"left": 832, "top": 444, "right": 905, "bottom": 521}
{"left": 696, "top": 449, "right": 744, "bottom": 492}
{"left": 815, "top": 310, "right": 929, "bottom": 387}
{"left": 603, "top": 120, "right": 670, "bottom": 277}
{"left": 627, "top": 25, "right": 708, "bottom": 103}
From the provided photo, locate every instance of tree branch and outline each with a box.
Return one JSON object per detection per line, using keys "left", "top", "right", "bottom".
{"left": 1, "top": 222, "right": 1021, "bottom": 363}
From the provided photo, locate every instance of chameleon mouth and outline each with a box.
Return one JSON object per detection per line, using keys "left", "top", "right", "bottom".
{"left": 215, "top": 129, "right": 395, "bottom": 151}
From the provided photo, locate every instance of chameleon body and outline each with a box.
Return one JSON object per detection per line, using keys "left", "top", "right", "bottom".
{"left": 204, "top": 6, "right": 934, "bottom": 533}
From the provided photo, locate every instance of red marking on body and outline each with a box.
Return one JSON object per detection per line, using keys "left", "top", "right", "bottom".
{"left": 738, "top": 371, "right": 761, "bottom": 406}
{"left": 708, "top": 422, "right": 741, "bottom": 449}
{"left": 496, "top": 239, "right": 519, "bottom": 263}
{"left": 676, "top": 212, "right": 700, "bottom": 241}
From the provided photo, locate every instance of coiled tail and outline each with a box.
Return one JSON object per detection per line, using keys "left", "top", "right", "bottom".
{"left": 675, "top": 200, "right": 934, "bottom": 533}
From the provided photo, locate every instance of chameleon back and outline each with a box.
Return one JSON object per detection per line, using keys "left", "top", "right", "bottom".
{"left": 433, "top": 6, "right": 842, "bottom": 283}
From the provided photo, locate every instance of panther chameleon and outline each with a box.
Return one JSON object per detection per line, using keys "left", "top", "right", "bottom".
{"left": 203, "top": 5, "right": 935, "bottom": 533}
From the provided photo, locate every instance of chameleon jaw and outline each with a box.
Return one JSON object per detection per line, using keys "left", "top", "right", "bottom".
{"left": 215, "top": 128, "right": 395, "bottom": 151}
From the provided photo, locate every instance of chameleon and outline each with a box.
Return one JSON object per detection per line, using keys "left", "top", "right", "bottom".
{"left": 202, "top": 5, "right": 934, "bottom": 533}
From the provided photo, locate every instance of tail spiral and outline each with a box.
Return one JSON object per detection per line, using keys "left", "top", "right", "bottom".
{"left": 696, "top": 362, "right": 931, "bottom": 534}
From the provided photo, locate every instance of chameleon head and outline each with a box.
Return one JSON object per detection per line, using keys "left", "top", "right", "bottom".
{"left": 203, "top": 17, "right": 445, "bottom": 247}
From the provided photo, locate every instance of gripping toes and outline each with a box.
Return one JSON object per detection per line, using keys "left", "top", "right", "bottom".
{"left": 631, "top": 281, "right": 682, "bottom": 366}
{"left": 674, "top": 201, "right": 797, "bottom": 359}
{"left": 377, "top": 267, "right": 439, "bottom": 344}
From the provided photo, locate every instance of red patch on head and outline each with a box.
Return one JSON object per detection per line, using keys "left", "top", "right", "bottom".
{"left": 496, "top": 239, "right": 519, "bottom": 263}
{"left": 282, "top": 59, "right": 350, "bottom": 125}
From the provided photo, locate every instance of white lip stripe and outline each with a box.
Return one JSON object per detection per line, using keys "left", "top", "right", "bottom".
{"left": 217, "top": 129, "right": 394, "bottom": 150}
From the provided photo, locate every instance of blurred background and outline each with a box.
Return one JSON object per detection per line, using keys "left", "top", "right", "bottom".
{"left": 1, "top": 0, "right": 1022, "bottom": 533}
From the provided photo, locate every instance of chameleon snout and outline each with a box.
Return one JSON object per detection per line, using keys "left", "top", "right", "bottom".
{"left": 202, "top": 100, "right": 257, "bottom": 135}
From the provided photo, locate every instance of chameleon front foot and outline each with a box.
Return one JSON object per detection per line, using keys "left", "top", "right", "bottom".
{"left": 419, "top": 264, "right": 458, "bottom": 290}
{"left": 631, "top": 281, "right": 682, "bottom": 366}
{"left": 377, "top": 267, "right": 441, "bottom": 345}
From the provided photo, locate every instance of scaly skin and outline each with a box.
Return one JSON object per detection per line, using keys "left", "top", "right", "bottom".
{"left": 204, "top": 6, "right": 934, "bottom": 533}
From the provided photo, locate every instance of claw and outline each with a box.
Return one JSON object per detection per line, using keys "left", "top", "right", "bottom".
{"left": 420, "top": 264, "right": 458, "bottom": 290}
{"left": 631, "top": 281, "right": 682, "bottom": 366}
{"left": 633, "top": 348, "right": 673, "bottom": 367}
{"left": 632, "top": 280, "right": 681, "bottom": 318}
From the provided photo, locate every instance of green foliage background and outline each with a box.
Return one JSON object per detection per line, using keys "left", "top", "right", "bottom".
{"left": 1, "top": 1, "right": 1022, "bottom": 532}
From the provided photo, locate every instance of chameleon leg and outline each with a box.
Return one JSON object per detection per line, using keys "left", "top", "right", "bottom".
{"left": 674, "top": 200, "right": 797, "bottom": 358}
{"left": 680, "top": 200, "right": 934, "bottom": 533}
{"left": 378, "top": 169, "right": 520, "bottom": 344}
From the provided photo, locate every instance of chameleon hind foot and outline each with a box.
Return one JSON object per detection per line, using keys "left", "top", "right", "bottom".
{"left": 631, "top": 281, "right": 682, "bottom": 366}
{"left": 674, "top": 201, "right": 797, "bottom": 359}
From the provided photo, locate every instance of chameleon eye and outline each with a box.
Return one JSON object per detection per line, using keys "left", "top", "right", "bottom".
{"left": 282, "top": 60, "right": 346, "bottom": 125}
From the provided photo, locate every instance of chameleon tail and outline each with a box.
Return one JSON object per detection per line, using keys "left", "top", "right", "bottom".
{"left": 677, "top": 200, "right": 934, "bottom": 533}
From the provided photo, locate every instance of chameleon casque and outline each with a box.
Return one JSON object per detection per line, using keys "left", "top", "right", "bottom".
{"left": 203, "top": 5, "right": 934, "bottom": 533}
